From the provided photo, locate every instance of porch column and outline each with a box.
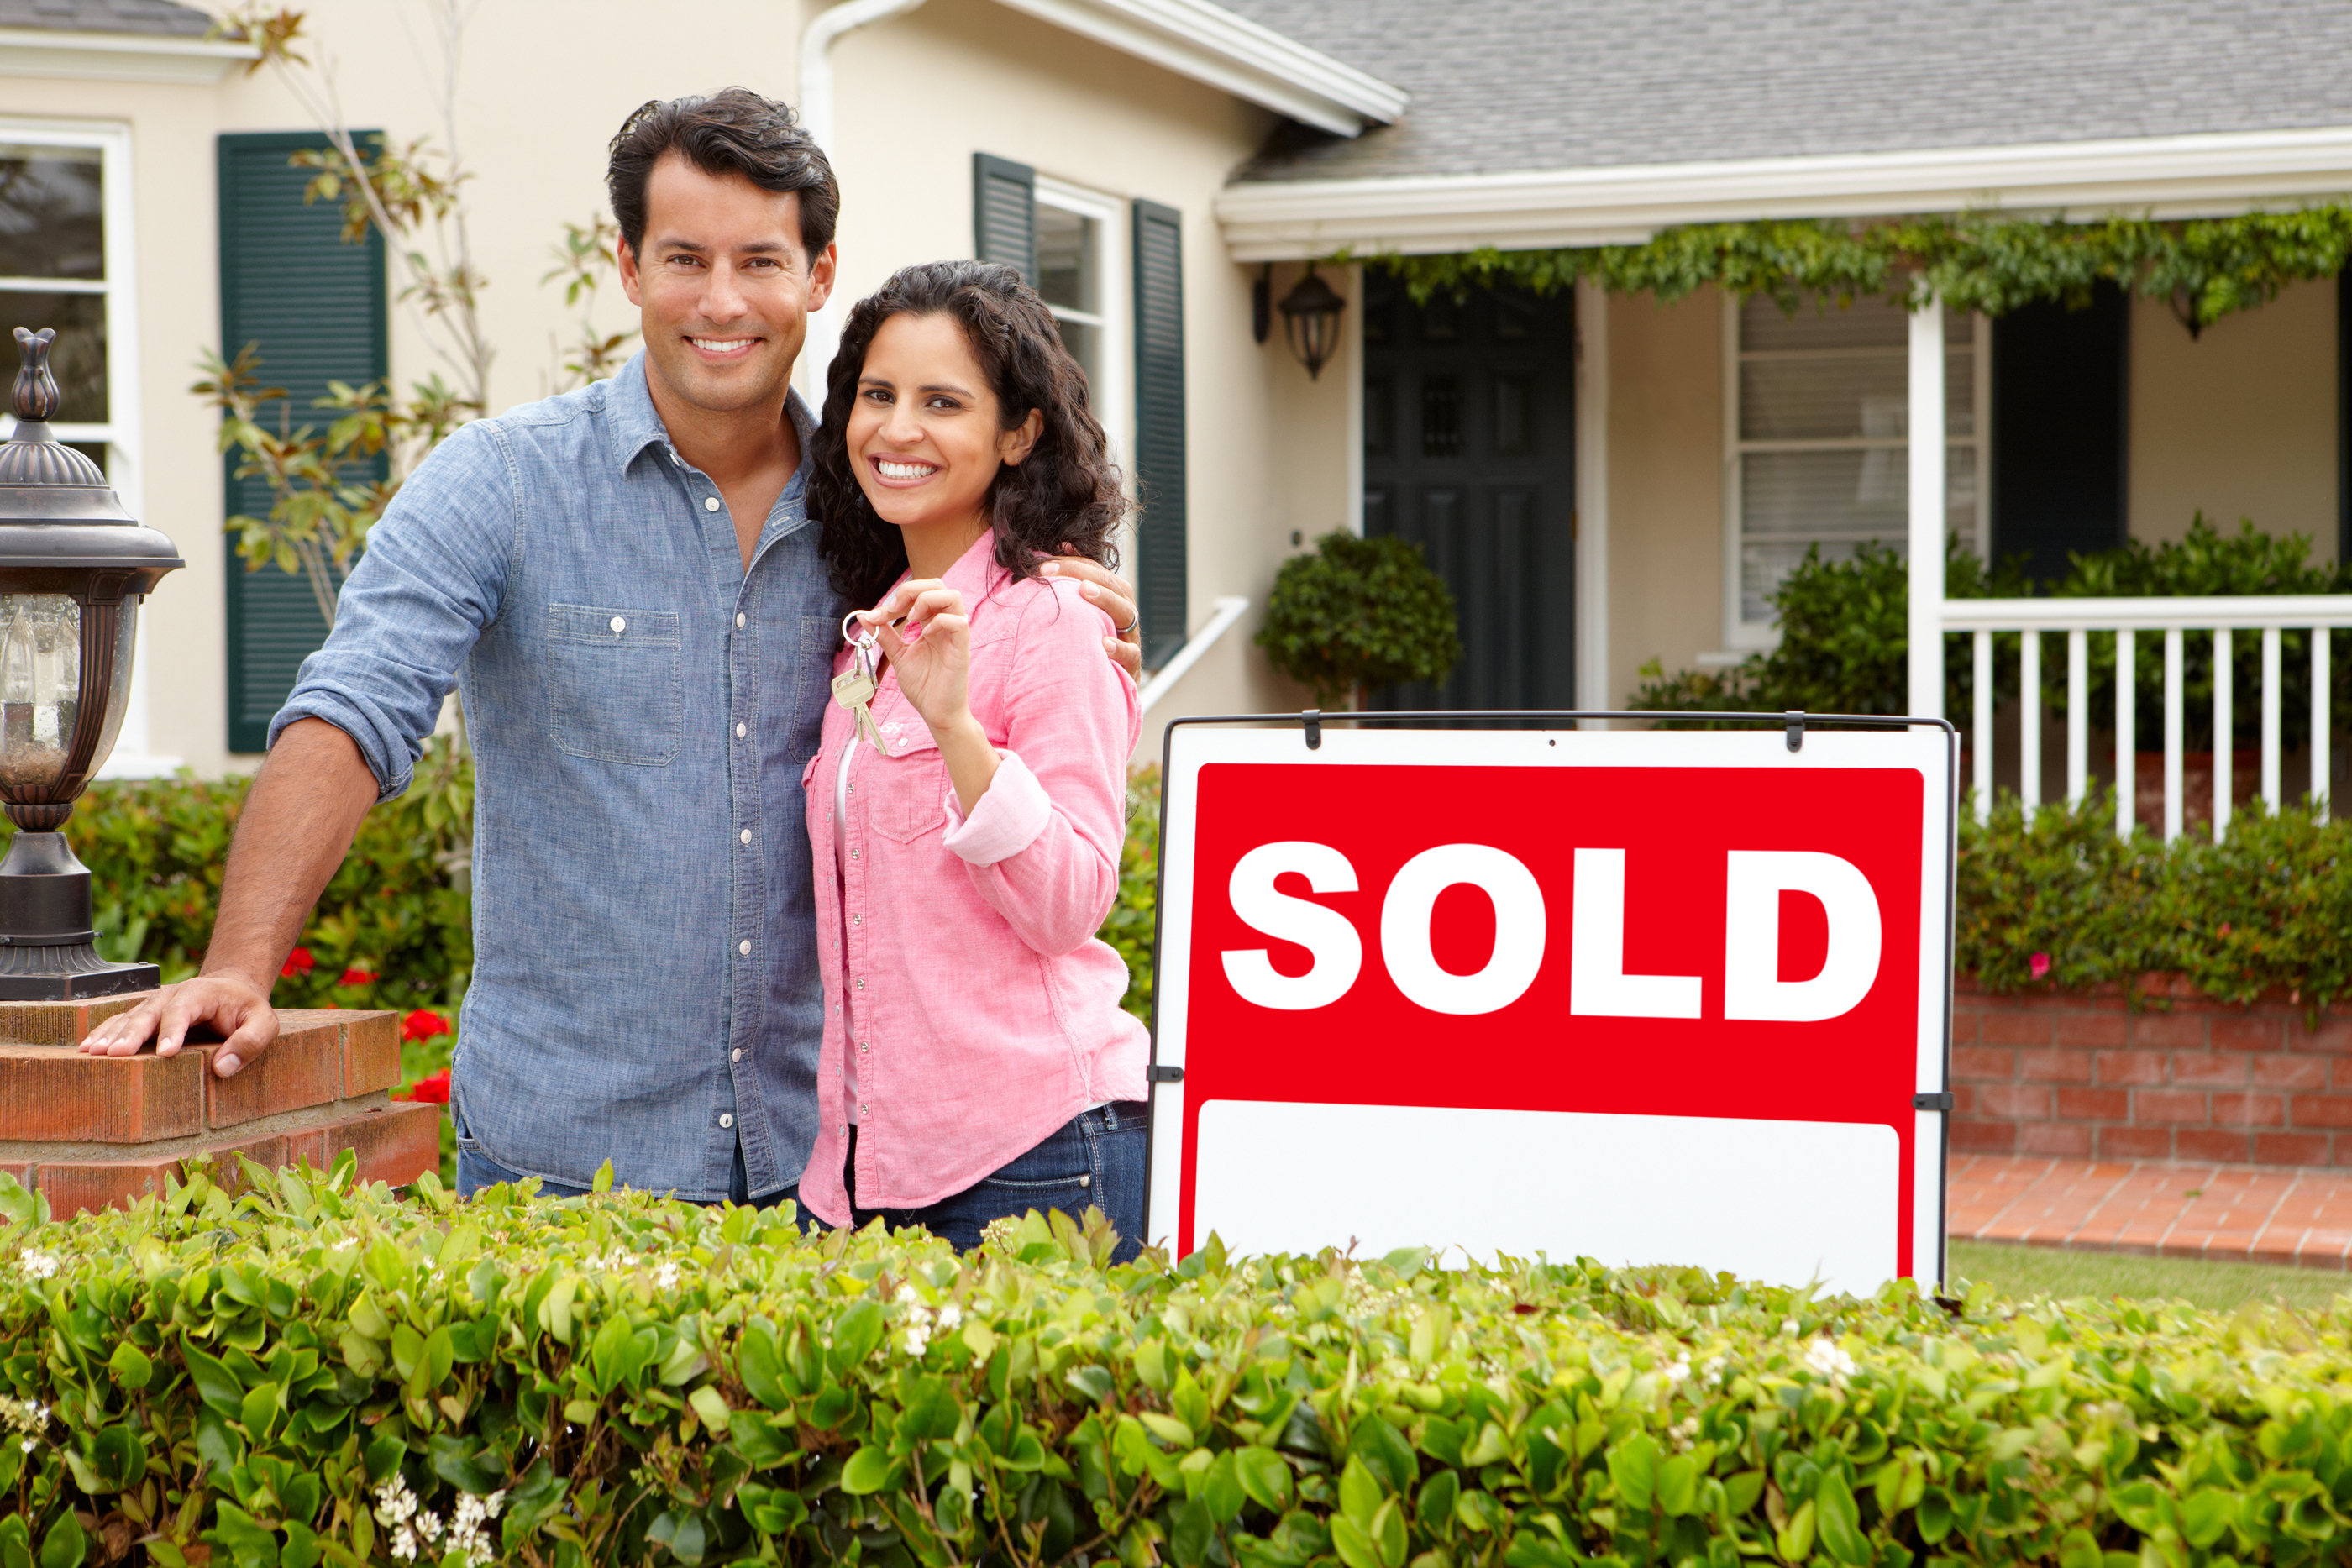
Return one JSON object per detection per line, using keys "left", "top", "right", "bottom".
{"left": 1906, "top": 288, "right": 1946, "bottom": 720}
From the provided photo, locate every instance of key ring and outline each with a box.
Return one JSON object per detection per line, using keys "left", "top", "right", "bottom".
{"left": 841, "top": 611, "right": 877, "bottom": 648}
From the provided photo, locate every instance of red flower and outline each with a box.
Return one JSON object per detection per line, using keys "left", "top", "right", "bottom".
{"left": 281, "top": 947, "right": 314, "bottom": 978}
{"left": 2029, "top": 952, "right": 2051, "bottom": 980}
{"left": 402, "top": 1008, "right": 452, "bottom": 1042}
{"left": 394, "top": 1068, "right": 451, "bottom": 1104}
{"left": 339, "top": 967, "right": 378, "bottom": 987}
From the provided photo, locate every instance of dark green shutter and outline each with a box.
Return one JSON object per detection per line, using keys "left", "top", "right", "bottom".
{"left": 972, "top": 153, "right": 1036, "bottom": 280}
{"left": 1990, "top": 284, "right": 2126, "bottom": 585}
{"left": 218, "top": 132, "right": 387, "bottom": 753}
{"left": 1131, "top": 199, "right": 1185, "bottom": 668}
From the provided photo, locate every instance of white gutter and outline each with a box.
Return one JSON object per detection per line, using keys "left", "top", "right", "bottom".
{"left": 1216, "top": 124, "right": 2352, "bottom": 260}
{"left": 796, "top": 0, "right": 930, "bottom": 402}
{"left": 0, "top": 27, "right": 255, "bottom": 84}
{"left": 989, "top": 0, "right": 1403, "bottom": 138}
{"left": 1138, "top": 595, "right": 1251, "bottom": 716}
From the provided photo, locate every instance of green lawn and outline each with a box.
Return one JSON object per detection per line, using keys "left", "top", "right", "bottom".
{"left": 1947, "top": 1240, "right": 2352, "bottom": 1312}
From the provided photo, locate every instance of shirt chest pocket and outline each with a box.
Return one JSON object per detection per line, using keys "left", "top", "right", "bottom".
{"left": 546, "top": 603, "right": 683, "bottom": 766}
{"left": 865, "top": 726, "right": 952, "bottom": 843}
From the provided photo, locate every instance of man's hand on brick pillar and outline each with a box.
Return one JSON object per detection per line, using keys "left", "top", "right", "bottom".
{"left": 77, "top": 718, "right": 381, "bottom": 1077}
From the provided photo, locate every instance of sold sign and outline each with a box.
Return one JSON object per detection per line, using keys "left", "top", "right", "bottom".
{"left": 1142, "top": 723, "right": 1956, "bottom": 1293}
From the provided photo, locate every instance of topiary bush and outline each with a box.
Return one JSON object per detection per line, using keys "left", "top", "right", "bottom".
{"left": 8, "top": 1157, "right": 2352, "bottom": 1568}
{"left": 1257, "top": 533, "right": 1462, "bottom": 711}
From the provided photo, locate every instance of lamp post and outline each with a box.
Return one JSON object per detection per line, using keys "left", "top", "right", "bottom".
{"left": 0, "top": 326, "right": 183, "bottom": 998}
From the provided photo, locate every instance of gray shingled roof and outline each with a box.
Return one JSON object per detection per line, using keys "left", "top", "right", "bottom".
{"left": 1223, "top": 1, "right": 2352, "bottom": 183}
{"left": 0, "top": 0, "right": 211, "bottom": 35}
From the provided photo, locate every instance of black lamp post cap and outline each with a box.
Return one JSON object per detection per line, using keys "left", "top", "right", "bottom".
{"left": 0, "top": 324, "right": 183, "bottom": 584}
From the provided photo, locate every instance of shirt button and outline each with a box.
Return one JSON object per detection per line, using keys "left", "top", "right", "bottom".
{"left": 705, "top": 496, "right": 721, "bottom": 512}
{"left": 739, "top": 828, "right": 752, "bottom": 844}
{"left": 738, "top": 939, "right": 752, "bottom": 956}
{"left": 719, "top": 1113, "right": 734, "bottom": 1130}
{"left": 609, "top": 616, "right": 626, "bottom": 633}
{"left": 859, "top": 1103, "right": 869, "bottom": 1117}
{"left": 858, "top": 1041, "right": 869, "bottom": 1054}
{"left": 736, "top": 612, "right": 747, "bottom": 628}
{"left": 852, "top": 914, "right": 861, "bottom": 926}
{"left": 855, "top": 978, "right": 864, "bottom": 990}
{"left": 849, "top": 848, "right": 859, "bottom": 860}
{"left": 736, "top": 722, "right": 747, "bottom": 738}
{"left": 732, "top": 1048, "right": 743, "bottom": 1063}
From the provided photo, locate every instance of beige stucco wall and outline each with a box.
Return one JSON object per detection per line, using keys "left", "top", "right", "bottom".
{"left": 831, "top": 0, "right": 1340, "bottom": 762}
{"left": 2128, "top": 278, "right": 2338, "bottom": 562}
{"left": 1605, "top": 286, "right": 1725, "bottom": 706}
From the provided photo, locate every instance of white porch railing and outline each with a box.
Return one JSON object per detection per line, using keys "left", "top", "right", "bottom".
{"left": 1938, "top": 597, "right": 2352, "bottom": 838}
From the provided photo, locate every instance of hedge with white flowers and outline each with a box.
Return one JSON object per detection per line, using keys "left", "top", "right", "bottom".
{"left": 3, "top": 1157, "right": 2350, "bottom": 1568}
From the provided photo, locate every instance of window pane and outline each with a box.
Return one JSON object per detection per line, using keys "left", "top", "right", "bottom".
{"left": 0, "top": 148, "right": 102, "bottom": 281}
{"left": 1740, "top": 353, "right": 1905, "bottom": 441}
{"left": 0, "top": 292, "right": 103, "bottom": 421}
{"left": 1035, "top": 205, "right": 1094, "bottom": 315}
{"left": 1740, "top": 289, "right": 1971, "bottom": 352}
{"left": 1053, "top": 316, "right": 1099, "bottom": 404}
{"left": 1740, "top": 445, "right": 1978, "bottom": 622}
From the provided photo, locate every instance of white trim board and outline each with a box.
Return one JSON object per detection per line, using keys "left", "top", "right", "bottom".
{"left": 1216, "top": 125, "right": 2352, "bottom": 260}
{"left": 0, "top": 26, "right": 255, "bottom": 85}
{"left": 989, "top": 0, "right": 1405, "bottom": 138}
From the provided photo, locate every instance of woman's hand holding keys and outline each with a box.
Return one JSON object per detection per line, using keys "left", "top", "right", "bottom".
{"left": 858, "top": 579, "right": 1000, "bottom": 813}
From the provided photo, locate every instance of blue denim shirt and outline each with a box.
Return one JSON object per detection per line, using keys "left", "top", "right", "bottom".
{"left": 273, "top": 355, "right": 838, "bottom": 1200}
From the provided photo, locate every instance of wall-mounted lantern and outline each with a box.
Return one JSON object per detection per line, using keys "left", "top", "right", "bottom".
{"left": 1278, "top": 263, "right": 1347, "bottom": 381}
{"left": 0, "top": 327, "right": 184, "bottom": 998}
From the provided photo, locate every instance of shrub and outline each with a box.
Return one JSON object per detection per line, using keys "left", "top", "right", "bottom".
{"left": 1957, "top": 792, "right": 2352, "bottom": 1009}
{"left": 9, "top": 1158, "right": 2352, "bottom": 1568}
{"left": 1628, "top": 538, "right": 2019, "bottom": 721}
{"left": 1101, "top": 769, "right": 1161, "bottom": 1025}
{"left": 1257, "top": 533, "right": 1462, "bottom": 711}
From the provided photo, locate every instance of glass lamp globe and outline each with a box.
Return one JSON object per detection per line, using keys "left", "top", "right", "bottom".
{"left": 1278, "top": 265, "right": 1347, "bottom": 381}
{"left": 0, "top": 326, "right": 183, "bottom": 997}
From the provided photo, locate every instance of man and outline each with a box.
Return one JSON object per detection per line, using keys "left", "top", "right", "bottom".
{"left": 78, "top": 90, "right": 1143, "bottom": 1205}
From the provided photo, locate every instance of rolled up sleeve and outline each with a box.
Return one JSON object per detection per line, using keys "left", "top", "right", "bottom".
{"left": 267, "top": 420, "right": 519, "bottom": 800}
{"left": 953, "top": 582, "right": 1138, "bottom": 957}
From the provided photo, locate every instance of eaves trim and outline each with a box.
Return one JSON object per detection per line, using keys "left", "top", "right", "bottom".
{"left": 0, "top": 24, "right": 255, "bottom": 84}
{"left": 1215, "top": 125, "right": 2352, "bottom": 259}
{"left": 991, "top": 0, "right": 1405, "bottom": 137}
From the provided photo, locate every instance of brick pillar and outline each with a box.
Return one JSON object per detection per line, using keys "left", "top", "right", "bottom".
{"left": 0, "top": 999, "right": 441, "bottom": 1214}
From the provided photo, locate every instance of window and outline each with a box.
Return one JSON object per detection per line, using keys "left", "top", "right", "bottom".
{"left": 1724, "top": 291, "right": 1987, "bottom": 646}
{"left": 1032, "top": 177, "right": 1128, "bottom": 464}
{"left": 0, "top": 125, "right": 131, "bottom": 489}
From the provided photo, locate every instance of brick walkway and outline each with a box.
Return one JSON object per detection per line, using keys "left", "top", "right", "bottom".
{"left": 1949, "top": 1153, "right": 2352, "bottom": 1270}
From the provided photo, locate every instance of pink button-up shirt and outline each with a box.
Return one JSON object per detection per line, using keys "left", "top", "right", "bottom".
{"left": 797, "top": 531, "right": 1148, "bottom": 1224}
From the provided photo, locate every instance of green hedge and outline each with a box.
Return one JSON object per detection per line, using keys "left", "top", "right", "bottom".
{"left": 1957, "top": 792, "right": 2351, "bottom": 1010}
{"left": 8, "top": 1159, "right": 2352, "bottom": 1568}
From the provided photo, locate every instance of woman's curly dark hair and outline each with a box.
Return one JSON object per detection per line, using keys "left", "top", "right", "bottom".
{"left": 809, "top": 260, "right": 1126, "bottom": 609}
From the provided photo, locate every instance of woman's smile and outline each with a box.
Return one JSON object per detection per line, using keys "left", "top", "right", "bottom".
{"left": 869, "top": 455, "right": 942, "bottom": 485}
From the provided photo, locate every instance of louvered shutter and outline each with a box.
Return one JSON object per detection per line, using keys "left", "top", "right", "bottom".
{"left": 1131, "top": 199, "right": 1186, "bottom": 669}
{"left": 218, "top": 132, "right": 388, "bottom": 753}
{"left": 972, "top": 153, "right": 1036, "bottom": 281}
{"left": 1991, "top": 285, "right": 2126, "bottom": 584}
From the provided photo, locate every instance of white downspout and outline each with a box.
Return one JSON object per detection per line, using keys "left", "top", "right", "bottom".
{"left": 796, "top": 0, "right": 928, "bottom": 402}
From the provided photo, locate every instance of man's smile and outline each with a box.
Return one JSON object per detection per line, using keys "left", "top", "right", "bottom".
{"left": 688, "top": 336, "right": 759, "bottom": 358}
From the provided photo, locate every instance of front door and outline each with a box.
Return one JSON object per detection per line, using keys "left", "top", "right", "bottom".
{"left": 1362, "top": 276, "right": 1577, "bottom": 713}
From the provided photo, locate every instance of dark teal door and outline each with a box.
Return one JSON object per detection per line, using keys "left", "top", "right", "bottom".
{"left": 1362, "top": 277, "right": 1575, "bottom": 713}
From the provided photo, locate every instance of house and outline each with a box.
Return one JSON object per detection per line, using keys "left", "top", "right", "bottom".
{"left": 4, "top": 0, "right": 2347, "bottom": 803}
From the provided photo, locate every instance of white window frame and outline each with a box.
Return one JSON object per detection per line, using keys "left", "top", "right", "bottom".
{"left": 0, "top": 118, "right": 170, "bottom": 773}
{"left": 1032, "top": 175, "right": 1134, "bottom": 563}
{"left": 1719, "top": 290, "right": 1989, "bottom": 652}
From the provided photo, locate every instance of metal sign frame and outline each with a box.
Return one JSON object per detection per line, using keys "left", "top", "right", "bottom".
{"left": 1141, "top": 710, "right": 1961, "bottom": 1288}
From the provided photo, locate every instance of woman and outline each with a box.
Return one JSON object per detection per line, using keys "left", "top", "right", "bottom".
{"left": 796, "top": 260, "right": 1149, "bottom": 1256}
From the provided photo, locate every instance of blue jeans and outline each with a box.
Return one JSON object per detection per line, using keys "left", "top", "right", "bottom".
{"left": 455, "top": 1100, "right": 797, "bottom": 1212}
{"left": 846, "top": 1103, "right": 1147, "bottom": 1263}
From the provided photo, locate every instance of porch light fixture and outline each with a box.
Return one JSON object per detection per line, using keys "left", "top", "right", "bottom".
{"left": 1278, "top": 264, "right": 1345, "bottom": 380}
{"left": 0, "top": 326, "right": 183, "bottom": 998}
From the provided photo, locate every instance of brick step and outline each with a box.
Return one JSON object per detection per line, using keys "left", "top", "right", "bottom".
{"left": 1, "top": 1102, "right": 442, "bottom": 1214}
{"left": 0, "top": 1000, "right": 433, "bottom": 1215}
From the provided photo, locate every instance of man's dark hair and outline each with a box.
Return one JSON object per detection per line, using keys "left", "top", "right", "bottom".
{"left": 810, "top": 260, "right": 1126, "bottom": 610}
{"left": 606, "top": 88, "right": 839, "bottom": 260}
